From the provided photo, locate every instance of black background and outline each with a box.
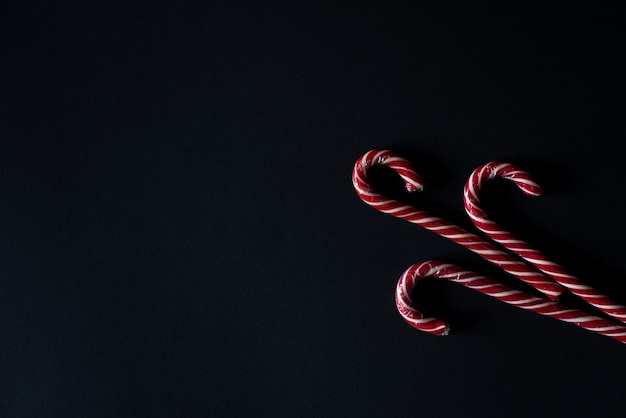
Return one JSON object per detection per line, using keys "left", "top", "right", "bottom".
{"left": 2, "top": 2, "right": 626, "bottom": 417}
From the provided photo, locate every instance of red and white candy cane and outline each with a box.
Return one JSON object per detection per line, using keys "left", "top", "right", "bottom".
{"left": 396, "top": 260, "right": 626, "bottom": 344}
{"left": 464, "top": 162, "right": 626, "bottom": 323}
{"left": 352, "top": 149, "right": 564, "bottom": 300}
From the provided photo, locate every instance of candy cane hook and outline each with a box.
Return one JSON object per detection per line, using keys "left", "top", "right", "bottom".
{"left": 352, "top": 149, "right": 564, "bottom": 299}
{"left": 396, "top": 260, "right": 626, "bottom": 344}
{"left": 464, "top": 162, "right": 626, "bottom": 323}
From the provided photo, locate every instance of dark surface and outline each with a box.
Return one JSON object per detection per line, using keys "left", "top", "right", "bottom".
{"left": 2, "top": 2, "right": 626, "bottom": 417}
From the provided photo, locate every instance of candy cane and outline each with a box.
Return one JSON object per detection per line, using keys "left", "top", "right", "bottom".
{"left": 352, "top": 149, "right": 564, "bottom": 299}
{"left": 464, "top": 161, "right": 626, "bottom": 323}
{"left": 396, "top": 260, "right": 626, "bottom": 344}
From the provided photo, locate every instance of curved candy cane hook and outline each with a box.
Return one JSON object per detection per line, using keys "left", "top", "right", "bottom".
{"left": 464, "top": 162, "right": 626, "bottom": 323}
{"left": 352, "top": 150, "right": 564, "bottom": 299}
{"left": 396, "top": 260, "right": 626, "bottom": 343}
